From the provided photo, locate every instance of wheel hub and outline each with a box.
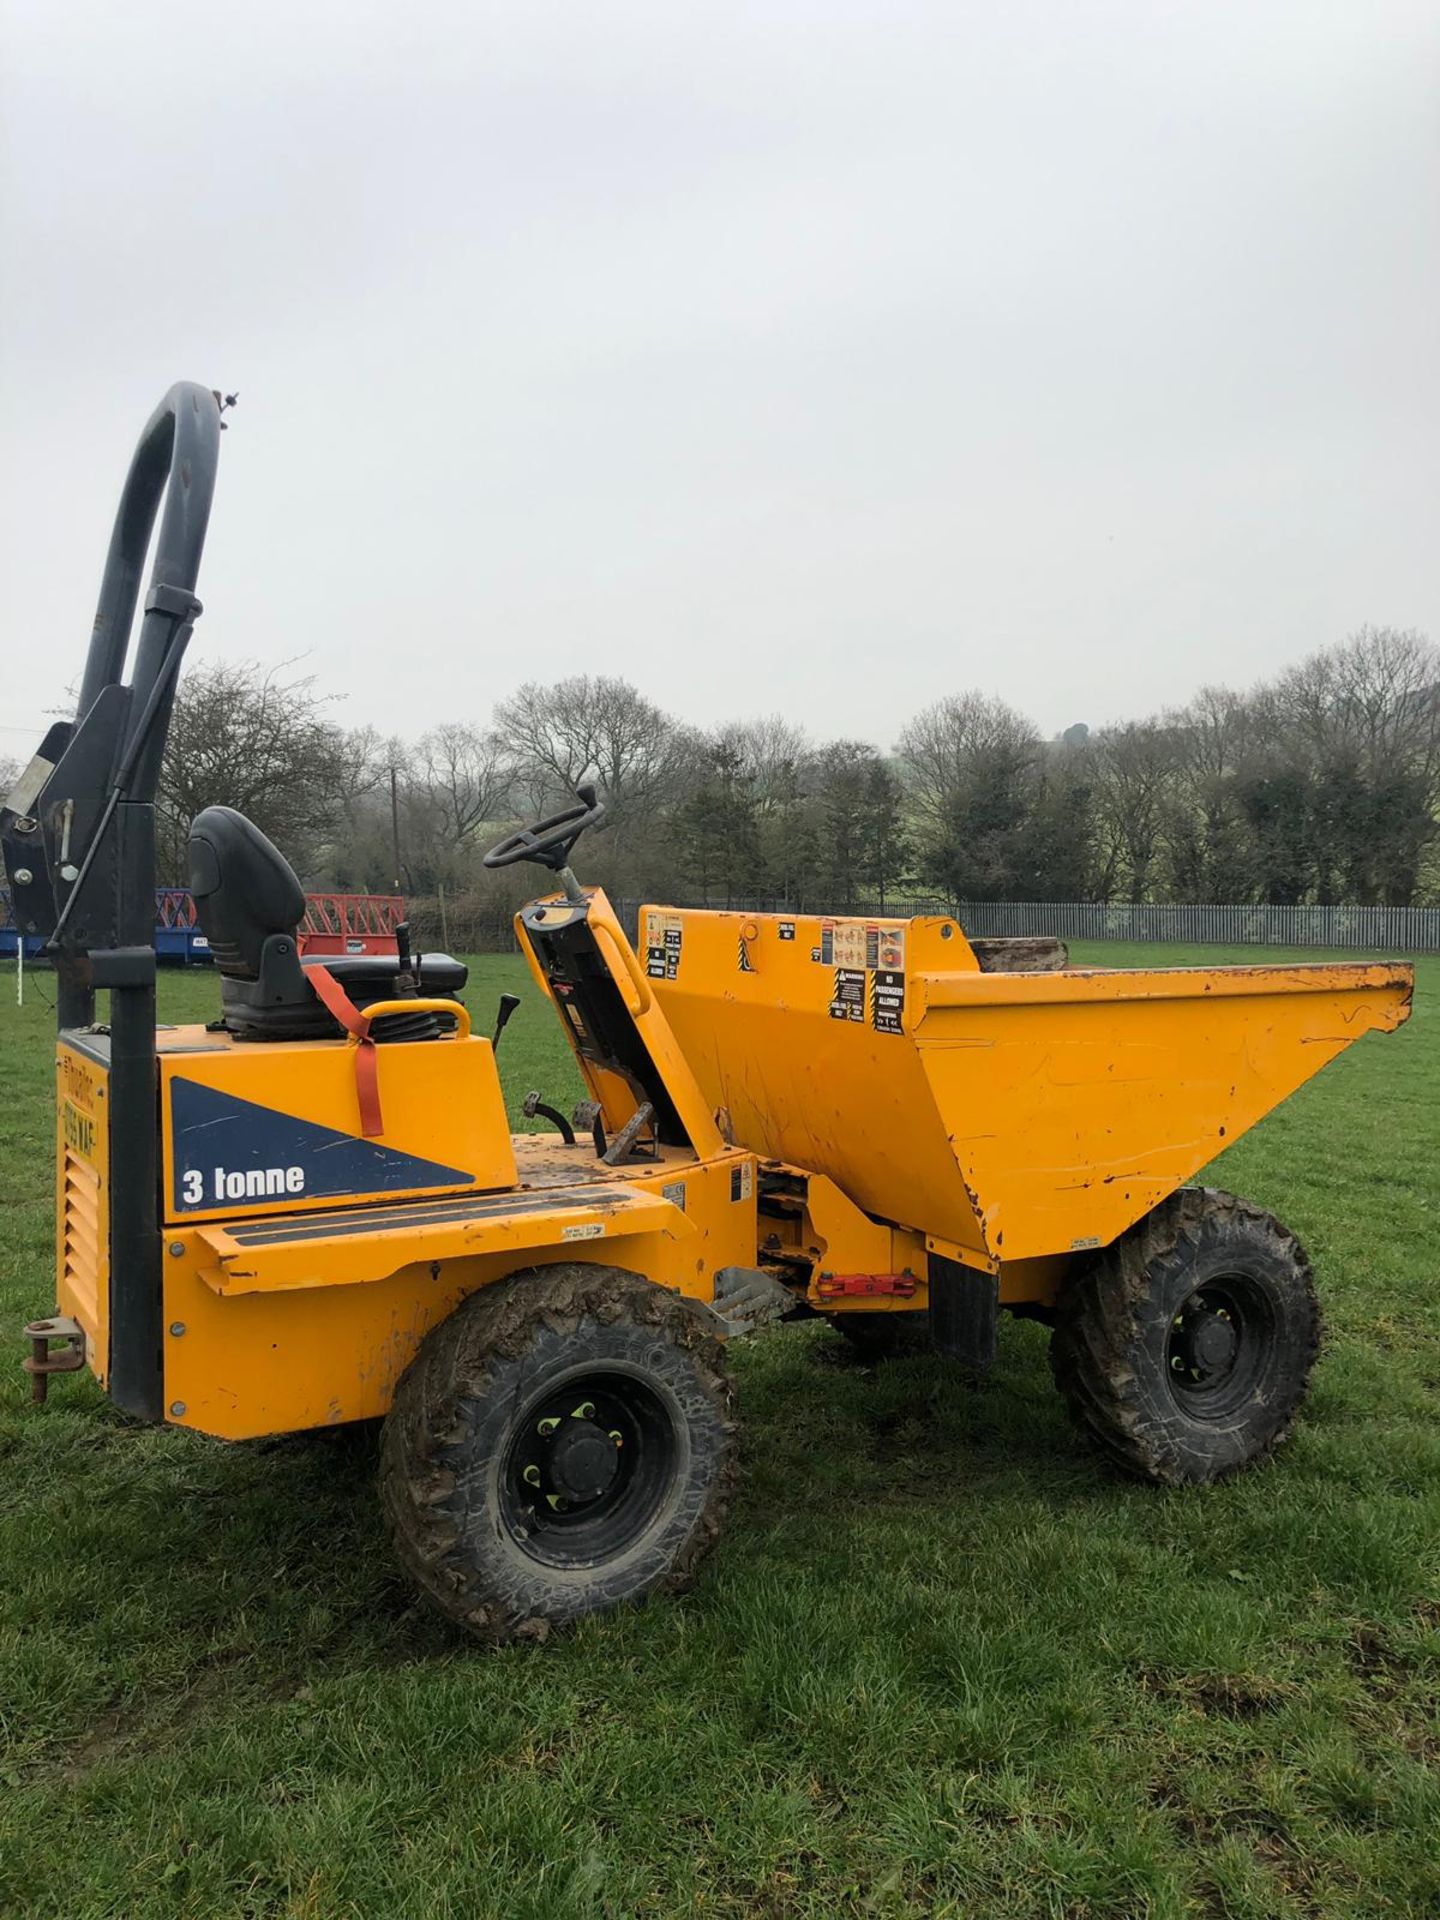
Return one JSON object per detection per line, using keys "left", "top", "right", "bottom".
{"left": 1170, "top": 1294, "right": 1240, "bottom": 1385}
{"left": 547, "top": 1418, "right": 622, "bottom": 1502}
{"left": 504, "top": 1380, "right": 656, "bottom": 1550}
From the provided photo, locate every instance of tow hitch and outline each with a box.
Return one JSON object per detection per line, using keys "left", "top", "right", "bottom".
{"left": 23, "top": 1316, "right": 85, "bottom": 1404}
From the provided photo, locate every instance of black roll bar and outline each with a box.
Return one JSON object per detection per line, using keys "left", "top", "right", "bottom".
{"left": 76, "top": 381, "right": 222, "bottom": 796}
{"left": 64, "top": 384, "right": 221, "bottom": 1423}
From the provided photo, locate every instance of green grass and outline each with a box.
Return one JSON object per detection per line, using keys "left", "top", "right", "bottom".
{"left": 1, "top": 943, "right": 1437, "bottom": 1919}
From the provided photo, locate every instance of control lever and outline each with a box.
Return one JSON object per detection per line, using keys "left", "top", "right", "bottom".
{"left": 492, "top": 993, "right": 521, "bottom": 1051}
{"left": 393, "top": 920, "right": 420, "bottom": 994}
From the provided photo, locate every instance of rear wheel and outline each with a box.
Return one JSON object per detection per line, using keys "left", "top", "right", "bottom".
{"left": 1050, "top": 1187, "right": 1320, "bottom": 1485}
{"left": 381, "top": 1264, "right": 735, "bottom": 1643}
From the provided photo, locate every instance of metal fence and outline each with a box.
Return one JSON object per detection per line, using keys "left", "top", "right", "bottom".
{"left": 7, "top": 881, "right": 1435, "bottom": 961}
{"left": 947, "top": 899, "right": 1440, "bottom": 953}
{"left": 375, "top": 891, "right": 1440, "bottom": 957}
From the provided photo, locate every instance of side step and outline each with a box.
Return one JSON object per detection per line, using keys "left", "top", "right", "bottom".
{"left": 193, "top": 1185, "right": 688, "bottom": 1295}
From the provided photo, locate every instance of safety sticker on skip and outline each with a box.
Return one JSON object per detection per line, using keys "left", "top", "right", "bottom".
{"left": 644, "top": 911, "right": 684, "bottom": 980}
{"left": 829, "top": 968, "right": 866, "bottom": 1022}
{"left": 822, "top": 921, "right": 867, "bottom": 969}
{"left": 872, "top": 969, "right": 905, "bottom": 1034}
{"left": 562, "top": 1221, "right": 607, "bottom": 1241}
{"left": 818, "top": 918, "right": 905, "bottom": 971}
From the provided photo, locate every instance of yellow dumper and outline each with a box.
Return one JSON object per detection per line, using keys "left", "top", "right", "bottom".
{"left": 4, "top": 384, "right": 1415, "bottom": 1644}
{"left": 644, "top": 907, "right": 1411, "bottom": 1481}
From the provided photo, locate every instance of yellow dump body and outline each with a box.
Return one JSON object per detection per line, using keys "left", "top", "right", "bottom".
{"left": 646, "top": 908, "right": 1413, "bottom": 1270}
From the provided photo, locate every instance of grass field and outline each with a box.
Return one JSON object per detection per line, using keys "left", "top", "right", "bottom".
{"left": 1, "top": 943, "right": 1437, "bottom": 1919}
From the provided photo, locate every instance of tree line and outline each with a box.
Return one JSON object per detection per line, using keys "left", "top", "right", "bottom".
{"left": 144, "top": 624, "right": 1440, "bottom": 918}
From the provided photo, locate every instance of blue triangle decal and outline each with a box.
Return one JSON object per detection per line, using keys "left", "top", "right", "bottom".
{"left": 170, "top": 1075, "right": 474, "bottom": 1214}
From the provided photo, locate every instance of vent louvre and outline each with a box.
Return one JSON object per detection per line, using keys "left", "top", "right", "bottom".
{"left": 62, "top": 1148, "right": 102, "bottom": 1324}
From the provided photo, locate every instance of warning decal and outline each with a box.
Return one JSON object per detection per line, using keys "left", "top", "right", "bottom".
{"left": 815, "top": 918, "right": 906, "bottom": 972}
{"left": 872, "top": 969, "right": 905, "bottom": 1034}
{"left": 834, "top": 923, "right": 869, "bottom": 970}
{"left": 829, "top": 968, "right": 866, "bottom": 1022}
{"left": 644, "top": 911, "right": 684, "bottom": 981}
{"left": 778, "top": 922, "right": 796, "bottom": 941}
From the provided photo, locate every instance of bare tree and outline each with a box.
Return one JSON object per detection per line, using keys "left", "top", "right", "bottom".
{"left": 1169, "top": 685, "right": 1253, "bottom": 785}
{"left": 415, "top": 723, "right": 513, "bottom": 848}
{"left": 1089, "top": 721, "right": 1178, "bottom": 901}
{"left": 1159, "top": 689, "right": 1256, "bottom": 902}
{"left": 897, "top": 692, "right": 1039, "bottom": 838}
{"left": 896, "top": 692, "right": 1041, "bottom": 896}
{"left": 494, "top": 677, "right": 685, "bottom": 806}
{"left": 1278, "top": 626, "right": 1440, "bottom": 797}
{"left": 157, "top": 659, "right": 377, "bottom": 882}
{"left": 493, "top": 675, "right": 695, "bottom": 888}
{"left": 702, "top": 716, "right": 815, "bottom": 899}
{"left": 710, "top": 715, "right": 810, "bottom": 809}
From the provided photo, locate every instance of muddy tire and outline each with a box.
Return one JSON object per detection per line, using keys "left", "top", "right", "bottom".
{"left": 381, "top": 1264, "right": 735, "bottom": 1644}
{"left": 1050, "top": 1187, "right": 1320, "bottom": 1485}
{"left": 828, "top": 1310, "right": 930, "bottom": 1359}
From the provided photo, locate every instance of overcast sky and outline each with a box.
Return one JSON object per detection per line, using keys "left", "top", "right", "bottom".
{"left": 2, "top": 1, "right": 1436, "bottom": 766}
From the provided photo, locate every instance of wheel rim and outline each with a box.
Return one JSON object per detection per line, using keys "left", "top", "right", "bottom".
{"left": 499, "top": 1367, "right": 681, "bottom": 1568}
{"left": 1165, "top": 1273, "right": 1276, "bottom": 1420}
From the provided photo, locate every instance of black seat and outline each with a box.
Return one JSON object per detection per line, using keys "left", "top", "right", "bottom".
{"left": 300, "top": 951, "right": 468, "bottom": 996}
{"left": 188, "top": 806, "right": 466, "bottom": 1042}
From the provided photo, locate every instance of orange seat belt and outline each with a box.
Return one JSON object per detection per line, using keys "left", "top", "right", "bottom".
{"left": 305, "top": 964, "right": 385, "bottom": 1138}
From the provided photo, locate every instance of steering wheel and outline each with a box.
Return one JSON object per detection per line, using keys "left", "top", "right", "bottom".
{"left": 483, "top": 782, "right": 607, "bottom": 872}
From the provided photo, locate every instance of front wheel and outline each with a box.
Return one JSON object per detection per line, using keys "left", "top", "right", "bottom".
{"left": 1050, "top": 1187, "right": 1320, "bottom": 1485}
{"left": 381, "top": 1264, "right": 735, "bottom": 1643}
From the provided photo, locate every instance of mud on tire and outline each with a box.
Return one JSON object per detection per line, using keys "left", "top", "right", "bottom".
{"left": 380, "top": 1264, "right": 736, "bottom": 1644}
{"left": 1050, "top": 1187, "right": 1320, "bottom": 1486}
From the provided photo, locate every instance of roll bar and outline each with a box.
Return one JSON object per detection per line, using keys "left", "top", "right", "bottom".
{"left": 0, "top": 383, "right": 223, "bottom": 970}
{"left": 0, "top": 383, "right": 224, "bottom": 1422}
{"left": 77, "top": 381, "right": 222, "bottom": 797}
